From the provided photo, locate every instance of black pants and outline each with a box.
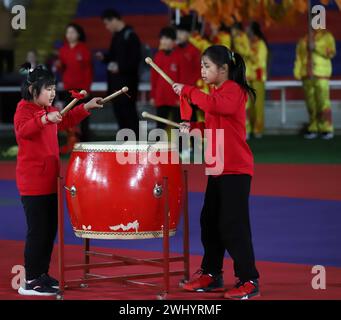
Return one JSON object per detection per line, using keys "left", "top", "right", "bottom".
{"left": 21, "top": 194, "right": 58, "bottom": 280}
{"left": 200, "top": 175, "right": 259, "bottom": 282}
{"left": 0, "top": 49, "right": 14, "bottom": 74}
{"left": 109, "top": 82, "right": 140, "bottom": 137}
{"left": 156, "top": 105, "right": 181, "bottom": 129}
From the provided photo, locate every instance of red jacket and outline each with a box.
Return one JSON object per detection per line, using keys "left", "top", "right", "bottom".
{"left": 14, "top": 99, "right": 90, "bottom": 195}
{"left": 59, "top": 42, "right": 93, "bottom": 92}
{"left": 177, "top": 42, "right": 201, "bottom": 86}
{"left": 150, "top": 48, "right": 184, "bottom": 107}
{"left": 181, "top": 80, "right": 254, "bottom": 176}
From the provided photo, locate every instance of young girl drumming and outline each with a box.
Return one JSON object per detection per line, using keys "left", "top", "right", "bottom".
{"left": 172, "top": 45, "right": 260, "bottom": 300}
{"left": 14, "top": 65, "right": 103, "bottom": 296}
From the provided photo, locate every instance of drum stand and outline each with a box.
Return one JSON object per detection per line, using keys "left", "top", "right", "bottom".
{"left": 56, "top": 171, "right": 190, "bottom": 300}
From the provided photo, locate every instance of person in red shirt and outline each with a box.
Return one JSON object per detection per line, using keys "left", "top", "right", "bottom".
{"left": 172, "top": 45, "right": 260, "bottom": 300}
{"left": 14, "top": 65, "right": 103, "bottom": 296}
{"left": 57, "top": 23, "right": 93, "bottom": 152}
{"left": 176, "top": 22, "right": 201, "bottom": 86}
{"left": 150, "top": 27, "right": 183, "bottom": 131}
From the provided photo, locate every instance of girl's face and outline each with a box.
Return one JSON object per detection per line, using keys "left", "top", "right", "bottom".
{"left": 201, "top": 55, "right": 228, "bottom": 86}
{"left": 66, "top": 26, "right": 79, "bottom": 44}
{"left": 34, "top": 85, "right": 56, "bottom": 106}
{"left": 159, "top": 36, "right": 175, "bottom": 51}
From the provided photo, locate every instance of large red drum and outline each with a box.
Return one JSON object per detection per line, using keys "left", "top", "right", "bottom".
{"left": 65, "top": 142, "right": 183, "bottom": 239}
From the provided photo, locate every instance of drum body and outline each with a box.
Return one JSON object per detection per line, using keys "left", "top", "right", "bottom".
{"left": 65, "top": 142, "right": 183, "bottom": 239}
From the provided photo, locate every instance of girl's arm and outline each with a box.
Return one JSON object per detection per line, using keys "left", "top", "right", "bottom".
{"left": 14, "top": 109, "right": 47, "bottom": 139}
{"left": 174, "top": 83, "right": 244, "bottom": 116}
{"left": 58, "top": 98, "right": 103, "bottom": 131}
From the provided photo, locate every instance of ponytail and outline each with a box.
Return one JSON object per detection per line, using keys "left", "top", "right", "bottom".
{"left": 229, "top": 52, "right": 256, "bottom": 103}
{"left": 202, "top": 45, "right": 256, "bottom": 103}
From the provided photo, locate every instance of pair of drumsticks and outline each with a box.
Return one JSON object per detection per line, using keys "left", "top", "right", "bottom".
{"left": 60, "top": 87, "right": 129, "bottom": 116}
{"left": 61, "top": 57, "right": 181, "bottom": 129}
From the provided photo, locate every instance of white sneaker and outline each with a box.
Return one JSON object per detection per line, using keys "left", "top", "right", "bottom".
{"left": 321, "top": 132, "right": 334, "bottom": 140}
{"left": 18, "top": 277, "right": 59, "bottom": 296}
{"left": 304, "top": 132, "right": 318, "bottom": 139}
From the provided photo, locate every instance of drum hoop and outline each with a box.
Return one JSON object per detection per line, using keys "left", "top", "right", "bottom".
{"left": 74, "top": 229, "right": 176, "bottom": 239}
{"left": 72, "top": 142, "right": 178, "bottom": 152}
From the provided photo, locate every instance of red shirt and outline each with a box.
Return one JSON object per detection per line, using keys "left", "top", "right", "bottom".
{"left": 181, "top": 80, "right": 254, "bottom": 176}
{"left": 59, "top": 42, "right": 93, "bottom": 92}
{"left": 150, "top": 48, "right": 183, "bottom": 107}
{"left": 176, "top": 42, "right": 201, "bottom": 86}
{"left": 14, "top": 99, "right": 90, "bottom": 195}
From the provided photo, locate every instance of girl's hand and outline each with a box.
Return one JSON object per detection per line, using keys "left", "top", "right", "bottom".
{"left": 84, "top": 98, "right": 104, "bottom": 111}
{"left": 46, "top": 111, "right": 62, "bottom": 124}
{"left": 172, "top": 83, "right": 184, "bottom": 96}
{"left": 179, "top": 122, "right": 190, "bottom": 134}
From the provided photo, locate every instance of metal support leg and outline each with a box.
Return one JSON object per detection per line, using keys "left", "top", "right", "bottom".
{"left": 183, "top": 170, "right": 190, "bottom": 281}
{"left": 57, "top": 176, "right": 65, "bottom": 299}
{"left": 162, "top": 176, "right": 170, "bottom": 298}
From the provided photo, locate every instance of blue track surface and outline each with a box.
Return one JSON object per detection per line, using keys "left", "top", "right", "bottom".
{"left": 1, "top": 180, "right": 340, "bottom": 267}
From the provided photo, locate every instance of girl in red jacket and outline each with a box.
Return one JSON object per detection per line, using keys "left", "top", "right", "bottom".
{"left": 57, "top": 23, "right": 93, "bottom": 152}
{"left": 150, "top": 27, "right": 184, "bottom": 130}
{"left": 173, "top": 45, "right": 260, "bottom": 300}
{"left": 14, "top": 65, "right": 102, "bottom": 296}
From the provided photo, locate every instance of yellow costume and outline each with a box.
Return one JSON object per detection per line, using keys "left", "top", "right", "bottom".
{"left": 294, "top": 30, "right": 336, "bottom": 134}
{"left": 212, "top": 31, "right": 231, "bottom": 49}
{"left": 247, "top": 38, "right": 268, "bottom": 135}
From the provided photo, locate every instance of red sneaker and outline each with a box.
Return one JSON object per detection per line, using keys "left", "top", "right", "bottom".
{"left": 183, "top": 270, "right": 224, "bottom": 292}
{"left": 224, "top": 280, "right": 260, "bottom": 300}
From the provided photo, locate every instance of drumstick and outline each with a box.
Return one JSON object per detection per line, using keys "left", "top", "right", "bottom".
{"left": 142, "top": 111, "right": 181, "bottom": 128}
{"left": 145, "top": 57, "right": 174, "bottom": 86}
{"left": 60, "top": 90, "right": 87, "bottom": 116}
{"left": 100, "top": 86, "right": 129, "bottom": 104}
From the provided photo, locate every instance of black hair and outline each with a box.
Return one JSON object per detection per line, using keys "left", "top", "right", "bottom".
{"left": 219, "top": 22, "right": 231, "bottom": 33}
{"left": 66, "top": 23, "right": 86, "bottom": 42}
{"left": 176, "top": 22, "right": 191, "bottom": 32}
{"left": 159, "top": 26, "right": 176, "bottom": 40}
{"left": 249, "top": 21, "right": 268, "bottom": 47}
{"left": 231, "top": 21, "right": 244, "bottom": 31}
{"left": 21, "top": 64, "right": 56, "bottom": 101}
{"left": 101, "top": 8, "right": 121, "bottom": 20}
{"left": 202, "top": 45, "right": 256, "bottom": 102}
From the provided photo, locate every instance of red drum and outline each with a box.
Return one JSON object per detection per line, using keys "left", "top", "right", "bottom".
{"left": 65, "top": 142, "right": 183, "bottom": 239}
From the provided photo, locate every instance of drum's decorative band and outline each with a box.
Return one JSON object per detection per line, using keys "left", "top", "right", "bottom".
{"left": 73, "top": 141, "right": 178, "bottom": 153}
{"left": 73, "top": 229, "right": 177, "bottom": 239}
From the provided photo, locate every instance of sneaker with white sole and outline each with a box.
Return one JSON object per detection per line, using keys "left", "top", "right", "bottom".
{"left": 41, "top": 273, "right": 59, "bottom": 289}
{"left": 18, "top": 275, "right": 59, "bottom": 296}
{"left": 304, "top": 132, "right": 318, "bottom": 139}
{"left": 321, "top": 132, "right": 334, "bottom": 140}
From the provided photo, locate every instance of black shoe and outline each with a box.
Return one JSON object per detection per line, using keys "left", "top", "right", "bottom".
{"left": 18, "top": 276, "right": 59, "bottom": 296}
{"left": 41, "top": 273, "right": 59, "bottom": 289}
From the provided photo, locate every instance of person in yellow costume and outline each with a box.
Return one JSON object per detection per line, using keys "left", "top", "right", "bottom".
{"left": 210, "top": 22, "right": 232, "bottom": 49}
{"left": 246, "top": 21, "right": 269, "bottom": 138}
{"left": 294, "top": 29, "right": 336, "bottom": 140}
{"left": 231, "top": 22, "right": 254, "bottom": 139}
{"left": 188, "top": 23, "right": 211, "bottom": 123}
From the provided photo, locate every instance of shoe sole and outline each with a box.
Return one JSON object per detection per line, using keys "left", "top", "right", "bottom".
{"left": 183, "top": 286, "right": 225, "bottom": 293}
{"left": 18, "top": 287, "right": 58, "bottom": 296}
{"left": 224, "top": 292, "right": 260, "bottom": 300}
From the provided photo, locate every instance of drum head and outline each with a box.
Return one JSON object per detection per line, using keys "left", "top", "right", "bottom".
{"left": 72, "top": 141, "right": 177, "bottom": 152}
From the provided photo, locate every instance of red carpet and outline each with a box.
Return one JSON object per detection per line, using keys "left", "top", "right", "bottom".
{"left": 0, "top": 240, "right": 340, "bottom": 300}
{"left": 1, "top": 162, "right": 341, "bottom": 200}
